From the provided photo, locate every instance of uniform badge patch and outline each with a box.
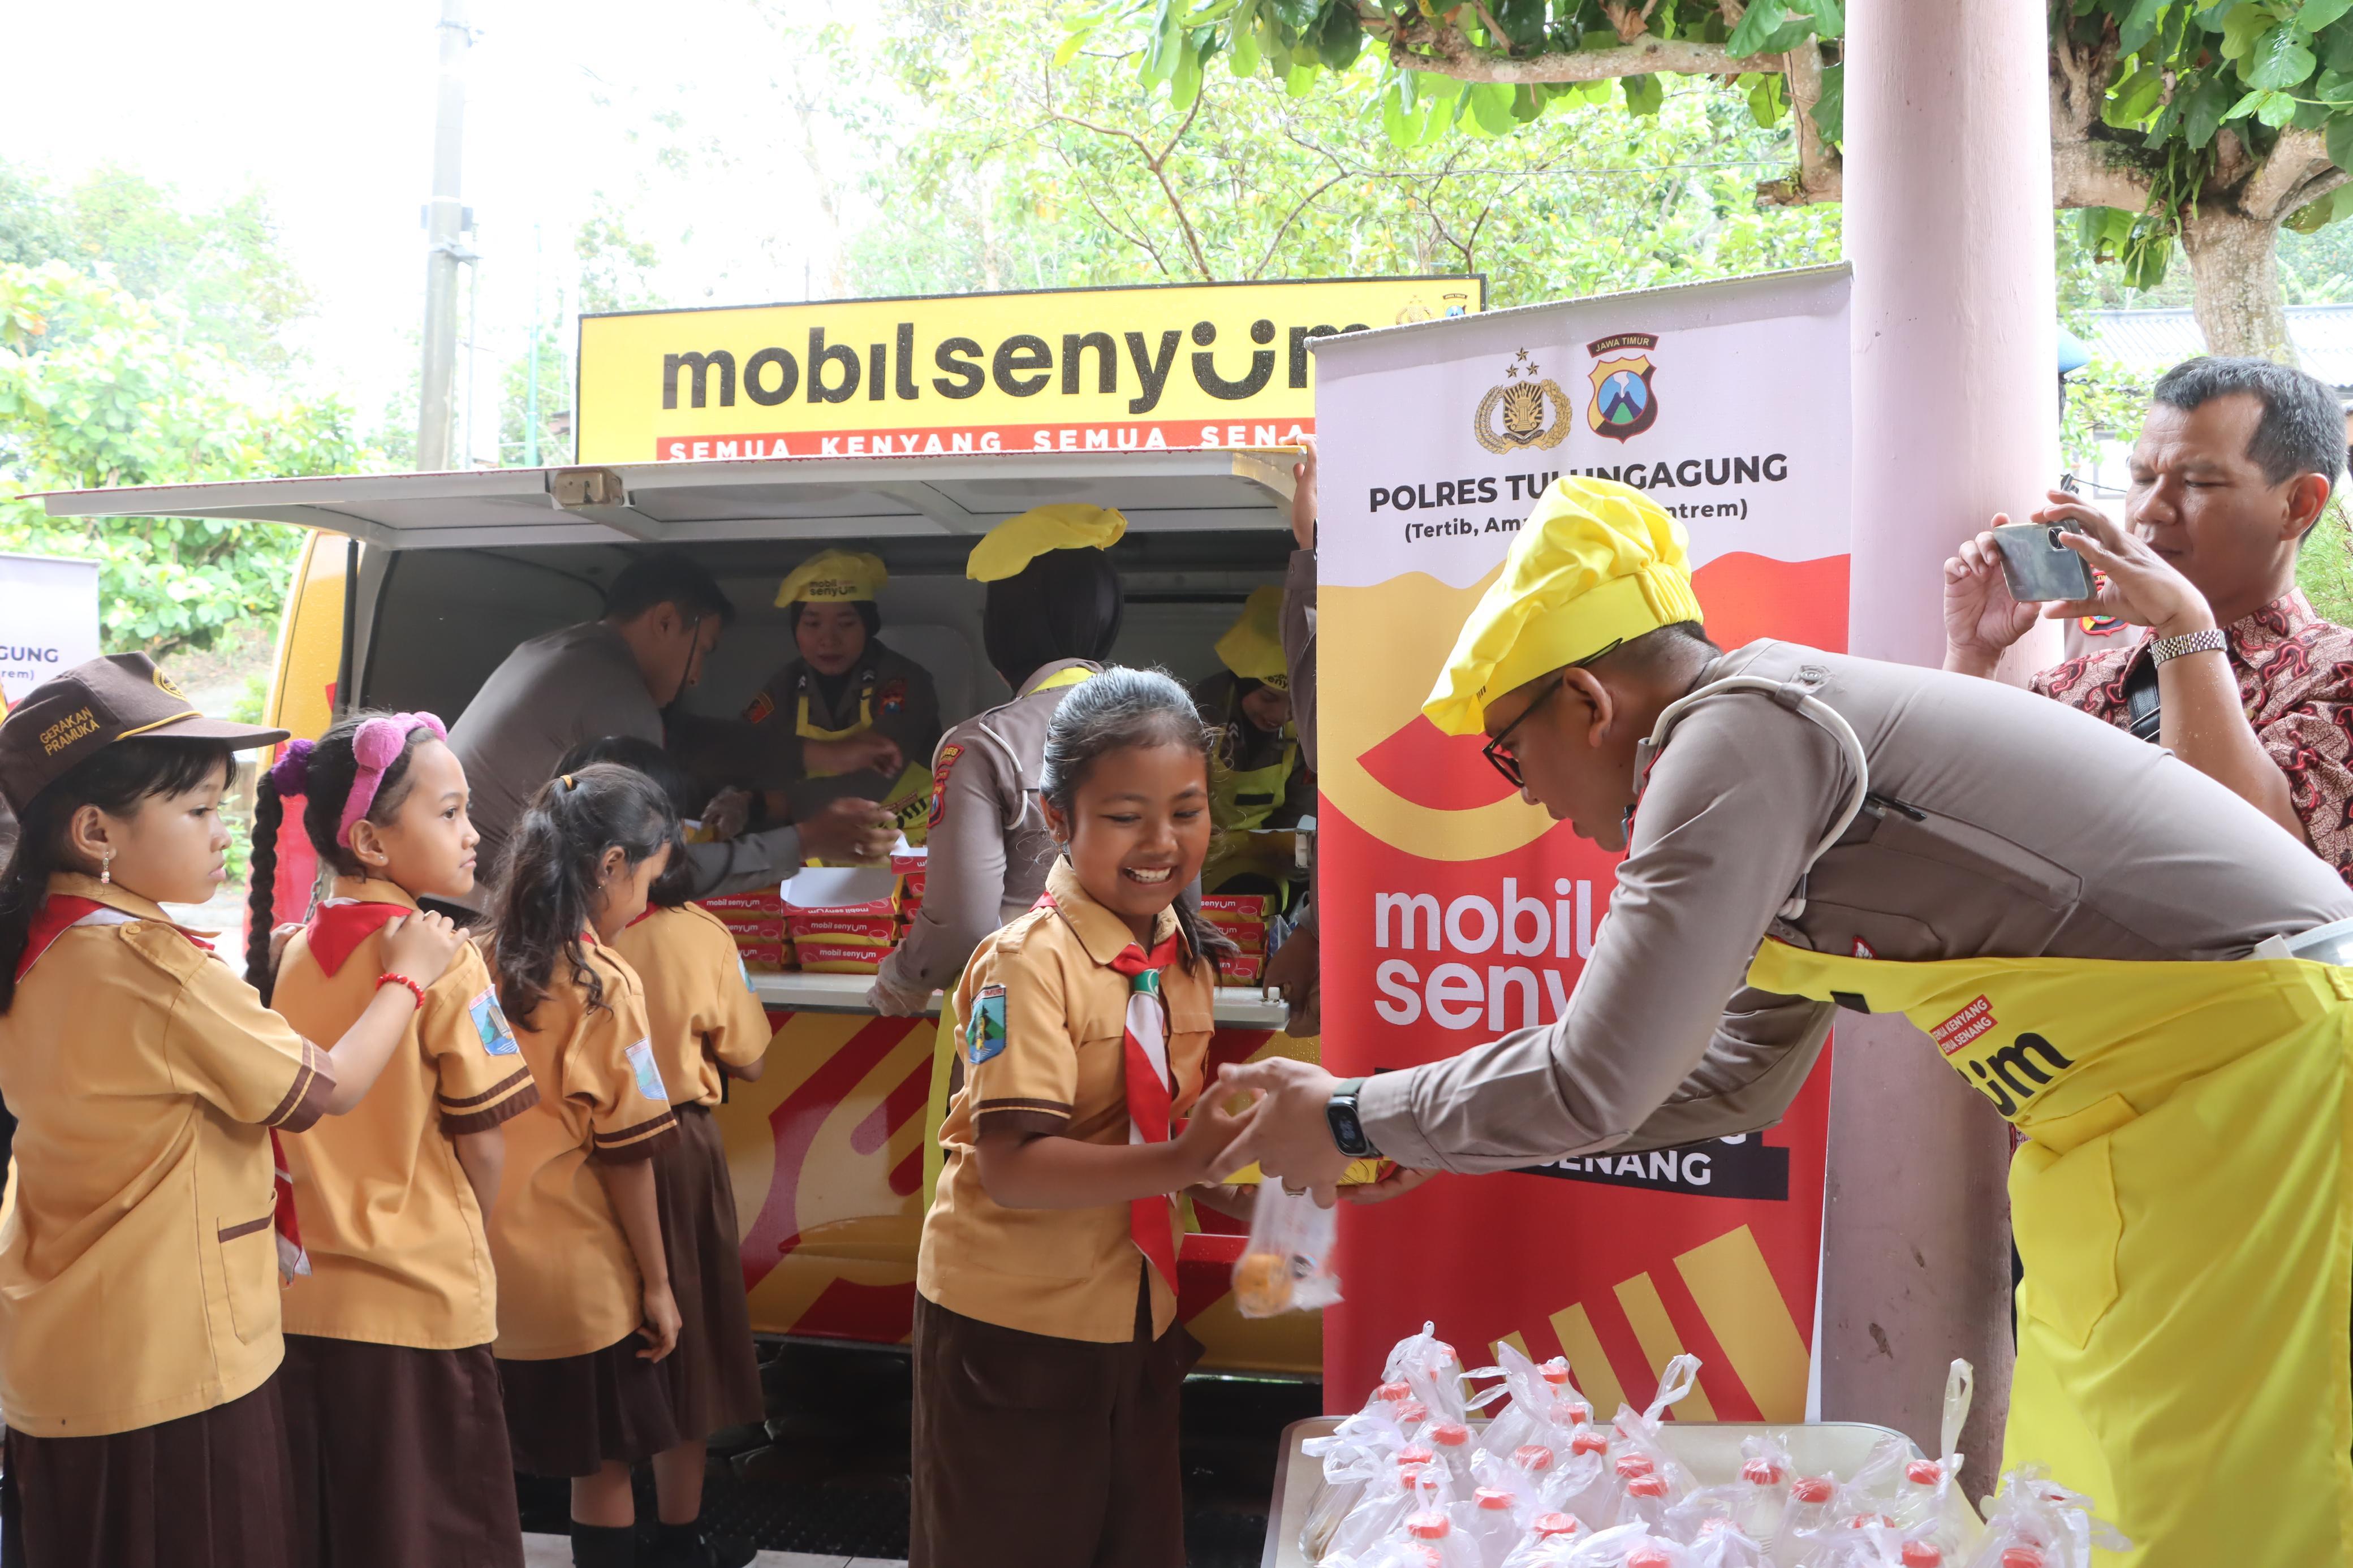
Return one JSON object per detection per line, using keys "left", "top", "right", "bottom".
{"left": 966, "top": 983, "right": 1007, "bottom": 1064}
{"left": 469, "top": 988, "right": 519, "bottom": 1056}
{"left": 929, "top": 742, "right": 965, "bottom": 829}
{"left": 879, "top": 677, "right": 908, "bottom": 715}
{"left": 743, "top": 690, "right": 777, "bottom": 725}
{"left": 624, "top": 1038, "right": 668, "bottom": 1102}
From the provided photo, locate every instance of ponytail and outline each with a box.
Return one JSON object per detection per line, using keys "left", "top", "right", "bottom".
{"left": 244, "top": 770, "right": 287, "bottom": 1001}
{"left": 490, "top": 763, "right": 672, "bottom": 1029}
{"left": 0, "top": 740, "right": 235, "bottom": 1014}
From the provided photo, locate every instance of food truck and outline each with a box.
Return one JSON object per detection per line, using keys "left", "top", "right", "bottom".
{"left": 38, "top": 275, "right": 1484, "bottom": 1379}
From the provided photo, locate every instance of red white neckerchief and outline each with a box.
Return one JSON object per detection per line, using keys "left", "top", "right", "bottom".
{"left": 303, "top": 897, "right": 411, "bottom": 978}
{"left": 1108, "top": 928, "right": 1184, "bottom": 1295}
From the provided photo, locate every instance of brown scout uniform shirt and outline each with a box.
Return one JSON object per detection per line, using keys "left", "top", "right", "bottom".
{"left": 0, "top": 874, "right": 336, "bottom": 1436}
{"left": 488, "top": 940, "right": 679, "bottom": 1360}
{"left": 1360, "top": 640, "right": 2353, "bottom": 1173}
{"left": 610, "top": 902, "right": 774, "bottom": 1107}
{"left": 275, "top": 879, "right": 541, "bottom": 1350}
{"left": 917, "top": 858, "right": 1216, "bottom": 1344}
{"left": 874, "top": 659, "right": 1104, "bottom": 1004}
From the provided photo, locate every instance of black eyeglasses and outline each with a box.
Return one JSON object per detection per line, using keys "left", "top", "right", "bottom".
{"left": 1480, "top": 641, "right": 1622, "bottom": 789}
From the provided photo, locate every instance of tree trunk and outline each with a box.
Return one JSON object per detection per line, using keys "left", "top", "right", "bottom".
{"left": 2179, "top": 209, "right": 2296, "bottom": 364}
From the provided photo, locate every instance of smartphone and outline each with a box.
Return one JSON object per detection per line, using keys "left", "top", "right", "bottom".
{"left": 1992, "top": 520, "right": 2093, "bottom": 604}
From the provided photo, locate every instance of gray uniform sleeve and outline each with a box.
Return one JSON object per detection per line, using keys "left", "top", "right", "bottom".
{"left": 1283, "top": 548, "right": 1317, "bottom": 776}
{"left": 1358, "top": 692, "right": 1847, "bottom": 1174}
{"left": 683, "top": 824, "right": 804, "bottom": 899}
{"left": 876, "top": 732, "right": 1014, "bottom": 995}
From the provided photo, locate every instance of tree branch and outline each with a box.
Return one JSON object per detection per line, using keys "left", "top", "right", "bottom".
{"left": 2240, "top": 127, "right": 2344, "bottom": 223}
{"left": 1042, "top": 85, "right": 1216, "bottom": 279}
{"left": 1758, "top": 38, "right": 1842, "bottom": 206}
{"left": 1382, "top": 14, "right": 1786, "bottom": 85}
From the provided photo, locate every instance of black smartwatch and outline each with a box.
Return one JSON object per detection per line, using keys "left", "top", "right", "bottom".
{"left": 1326, "top": 1077, "right": 1378, "bottom": 1159}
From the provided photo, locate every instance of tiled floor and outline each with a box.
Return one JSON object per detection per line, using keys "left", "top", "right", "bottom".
{"left": 520, "top": 1539, "right": 905, "bottom": 1568}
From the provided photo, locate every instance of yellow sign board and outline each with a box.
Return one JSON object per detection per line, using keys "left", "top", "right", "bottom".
{"left": 576, "top": 276, "right": 1483, "bottom": 465}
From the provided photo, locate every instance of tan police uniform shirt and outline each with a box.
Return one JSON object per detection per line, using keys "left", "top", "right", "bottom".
{"left": 740, "top": 642, "right": 942, "bottom": 819}
{"left": 0, "top": 873, "right": 336, "bottom": 1436}
{"left": 916, "top": 858, "right": 1216, "bottom": 1345}
{"left": 610, "top": 902, "right": 773, "bottom": 1107}
{"left": 274, "top": 878, "right": 541, "bottom": 1350}
{"left": 488, "top": 939, "right": 679, "bottom": 1360}
{"left": 1358, "top": 641, "right": 2353, "bottom": 1174}
{"left": 876, "top": 659, "right": 1103, "bottom": 1004}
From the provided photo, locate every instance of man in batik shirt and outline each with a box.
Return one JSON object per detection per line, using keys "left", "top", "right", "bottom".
{"left": 1943, "top": 356, "right": 2353, "bottom": 884}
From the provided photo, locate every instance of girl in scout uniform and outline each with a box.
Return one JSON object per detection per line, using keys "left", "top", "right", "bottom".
{"left": 1191, "top": 584, "right": 1313, "bottom": 893}
{"left": 560, "top": 736, "right": 773, "bottom": 1568}
{"left": 0, "top": 655, "right": 468, "bottom": 1568}
{"left": 484, "top": 763, "right": 689, "bottom": 1568}
{"left": 244, "top": 711, "right": 539, "bottom": 1568}
{"left": 867, "top": 505, "right": 1128, "bottom": 1210}
{"left": 910, "top": 667, "right": 1256, "bottom": 1568}
{"left": 736, "top": 548, "right": 940, "bottom": 832}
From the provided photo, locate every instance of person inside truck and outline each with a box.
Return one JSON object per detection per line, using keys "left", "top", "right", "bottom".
{"left": 732, "top": 548, "right": 941, "bottom": 836}
{"left": 1190, "top": 584, "right": 1313, "bottom": 895}
{"left": 864, "top": 503, "right": 1128, "bottom": 1205}
{"left": 447, "top": 550, "right": 894, "bottom": 901}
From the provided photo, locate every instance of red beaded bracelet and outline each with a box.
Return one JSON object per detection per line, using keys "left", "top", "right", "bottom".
{"left": 376, "top": 972, "right": 428, "bottom": 1009}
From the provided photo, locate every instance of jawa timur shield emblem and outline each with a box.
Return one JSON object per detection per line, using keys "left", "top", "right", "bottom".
{"left": 1586, "top": 332, "right": 1660, "bottom": 442}
{"left": 1473, "top": 348, "right": 1574, "bottom": 454}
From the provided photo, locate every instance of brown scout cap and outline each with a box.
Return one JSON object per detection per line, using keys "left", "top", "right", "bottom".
{"left": 0, "top": 654, "right": 288, "bottom": 814}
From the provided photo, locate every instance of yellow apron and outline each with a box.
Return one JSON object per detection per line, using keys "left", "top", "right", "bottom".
{"left": 796, "top": 671, "right": 934, "bottom": 849}
{"left": 917, "top": 662, "right": 1096, "bottom": 1211}
{"left": 1746, "top": 938, "right": 2353, "bottom": 1565}
{"left": 1204, "top": 725, "right": 1301, "bottom": 894}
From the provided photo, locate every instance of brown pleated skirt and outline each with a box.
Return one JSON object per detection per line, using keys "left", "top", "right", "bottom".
{"left": 278, "top": 1334, "right": 524, "bottom": 1568}
{"left": 1, "top": 1374, "right": 300, "bottom": 1568}
{"left": 909, "top": 1266, "right": 1200, "bottom": 1568}
{"left": 496, "top": 1331, "right": 683, "bottom": 1478}
{"left": 652, "top": 1101, "right": 764, "bottom": 1440}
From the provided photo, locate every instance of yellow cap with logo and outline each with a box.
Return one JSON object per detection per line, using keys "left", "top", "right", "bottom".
{"left": 1214, "top": 585, "right": 1289, "bottom": 691}
{"left": 1421, "top": 477, "right": 1703, "bottom": 736}
{"left": 966, "top": 503, "right": 1128, "bottom": 584}
{"left": 775, "top": 549, "right": 887, "bottom": 607}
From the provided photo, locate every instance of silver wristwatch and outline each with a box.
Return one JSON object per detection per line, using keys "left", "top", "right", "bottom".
{"left": 2148, "top": 628, "right": 2227, "bottom": 666}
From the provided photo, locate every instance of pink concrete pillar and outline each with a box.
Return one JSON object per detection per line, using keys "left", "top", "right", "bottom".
{"left": 1827, "top": 0, "right": 2060, "bottom": 1478}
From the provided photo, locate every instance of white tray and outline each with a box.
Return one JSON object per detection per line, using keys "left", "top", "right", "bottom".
{"left": 1261, "top": 1416, "right": 1984, "bottom": 1567}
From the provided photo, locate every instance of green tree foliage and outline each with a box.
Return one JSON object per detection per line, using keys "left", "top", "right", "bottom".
{"left": 0, "top": 262, "right": 369, "bottom": 658}
{"left": 794, "top": 0, "right": 1839, "bottom": 305}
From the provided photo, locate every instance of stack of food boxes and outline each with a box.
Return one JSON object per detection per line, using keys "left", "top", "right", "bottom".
{"left": 783, "top": 867, "right": 903, "bottom": 975}
{"left": 704, "top": 886, "right": 790, "bottom": 974}
{"left": 1201, "top": 891, "right": 1275, "bottom": 988}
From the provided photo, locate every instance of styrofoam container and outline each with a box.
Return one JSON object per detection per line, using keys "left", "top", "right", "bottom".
{"left": 1260, "top": 1416, "right": 1984, "bottom": 1567}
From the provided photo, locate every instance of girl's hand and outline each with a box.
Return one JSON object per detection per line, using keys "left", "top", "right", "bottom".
{"left": 379, "top": 910, "right": 467, "bottom": 990}
{"left": 1186, "top": 1181, "right": 1256, "bottom": 1220}
{"left": 636, "top": 1278, "right": 681, "bottom": 1362}
{"left": 1175, "top": 1092, "right": 1258, "bottom": 1187}
{"left": 1340, "top": 1164, "right": 1438, "bottom": 1206}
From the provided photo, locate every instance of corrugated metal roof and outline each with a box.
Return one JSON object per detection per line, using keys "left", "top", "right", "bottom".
{"left": 2087, "top": 305, "right": 2353, "bottom": 392}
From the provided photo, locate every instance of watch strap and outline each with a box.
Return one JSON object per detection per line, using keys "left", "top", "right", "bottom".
{"left": 2148, "top": 627, "right": 2227, "bottom": 667}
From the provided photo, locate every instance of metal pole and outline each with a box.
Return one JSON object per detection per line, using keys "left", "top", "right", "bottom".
{"left": 525, "top": 224, "right": 542, "bottom": 467}
{"left": 463, "top": 251, "right": 480, "bottom": 469}
{"left": 1826, "top": 0, "right": 2061, "bottom": 1481}
{"left": 416, "top": 0, "right": 471, "bottom": 472}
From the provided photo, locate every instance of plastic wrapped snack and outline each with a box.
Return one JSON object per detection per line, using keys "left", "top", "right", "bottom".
{"left": 1300, "top": 1409, "right": 1413, "bottom": 1563}
{"left": 1234, "top": 1181, "right": 1343, "bottom": 1317}
{"left": 1685, "top": 1519, "right": 1770, "bottom": 1568}
{"left": 1733, "top": 1432, "right": 1795, "bottom": 1541}
{"left": 1498, "top": 1513, "right": 1592, "bottom": 1568}
{"left": 1960, "top": 1467, "right": 2129, "bottom": 1568}
{"left": 1605, "top": 1357, "right": 1703, "bottom": 1507}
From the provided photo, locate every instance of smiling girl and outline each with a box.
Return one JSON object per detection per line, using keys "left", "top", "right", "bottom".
{"left": 908, "top": 667, "right": 1251, "bottom": 1568}
{"left": 247, "top": 712, "right": 538, "bottom": 1568}
{"left": 0, "top": 657, "right": 466, "bottom": 1568}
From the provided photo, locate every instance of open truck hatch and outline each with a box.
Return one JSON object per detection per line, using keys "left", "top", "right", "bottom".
{"left": 32, "top": 448, "right": 1297, "bottom": 551}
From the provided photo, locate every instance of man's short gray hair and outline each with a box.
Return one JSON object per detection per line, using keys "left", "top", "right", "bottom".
{"left": 2151, "top": 356, "right": 2347, "bottom": 487}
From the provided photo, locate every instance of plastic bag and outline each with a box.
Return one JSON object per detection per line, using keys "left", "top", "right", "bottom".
{"left": 1301, "top": 1409, "right": 1413, "bottom": 1563}
{"left": 1562, "top": 1523, "right": 1693, "bottom": 1567}
{"left": 1384, "top": 1322, "right": 1472, "bottom": 1426}
{"left": 1684, "top": 1519, "right": 1771, "bottom": 1568}
{"left": 1498, "top": 1514, "right": 1593, "bottom": 1568}
{"left": 1960, "top": 1467, "right": 2130, "bottom": 1568}
{"left": 1235, "top": 1181, "right": 1343, "bottom": 1316}
{"left": 1467, "top": 1344, "right": 1592, "bottom": 1463}
{"left": 1605, "top": 1357, "right": 1703, "bottom": 1512}
{"left": 1731, "top": 1433, "right": 1794, "bottom": 1541}
{"left": 1325, "top": 1462, "right": 1456, "bottom": 1566}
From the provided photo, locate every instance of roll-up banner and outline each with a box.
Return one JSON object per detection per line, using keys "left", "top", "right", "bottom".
{"left": 1310, "top": 265, "right": 1854, "bottom": 1420}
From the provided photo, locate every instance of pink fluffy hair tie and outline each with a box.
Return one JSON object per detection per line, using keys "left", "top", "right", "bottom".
{"left": 335, "top": 712, "right": 447, "bottom": 848}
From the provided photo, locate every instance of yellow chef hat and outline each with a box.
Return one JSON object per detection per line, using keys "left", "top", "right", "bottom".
{"left": 1421, "top": 477, "right": 1703, "bottom": 736}
{"left": 966, "top": 503, "right": 1128, "bottom": 583}
{"left": 1214, "top": 585, "right": 1288, "bottom": 692}
{"left": 775, "top": 549, "right": 887, "bottom": 607}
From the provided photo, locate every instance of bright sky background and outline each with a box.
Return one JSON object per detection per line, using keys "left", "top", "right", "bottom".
{"left": 2, "top": 0, "right": 851, "bottom": 459}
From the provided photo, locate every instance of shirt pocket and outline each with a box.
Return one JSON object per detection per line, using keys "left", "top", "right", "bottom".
{"left": 1800, "top": 795, "right": 2084, "bottom": 956}
{"left": 216, "top": 1213, "right": 280, "bottom": 1345}
{"left": 2009, "top": 1134, "right": 2122, "bottom": 1350}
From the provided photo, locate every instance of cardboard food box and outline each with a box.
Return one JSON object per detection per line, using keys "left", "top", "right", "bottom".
{"left": 1201, "top": 891, "right": 1276, "bottom": 919}
{"left": 702, "top": 887, "right": 785, "bottom": 914}
{"left": 787, "top": 912, "right": 900, "bottom": 944}
{"left": 717, "top": 914, "right": 786, "bottom": 942}
{"left": 783, "top": 867, "right": 899, "bottom": 918}
{"left": 889, "top": 839, "right": 928, "bottom": 876}
{"left": 796, "top": 939, "right": 889, "bottom": 974}
{"left": 735, "top": 940, "right": 789, "bottom": 974}
{"left": 1218, "top": 953, "right": 1265, "bottom": 986}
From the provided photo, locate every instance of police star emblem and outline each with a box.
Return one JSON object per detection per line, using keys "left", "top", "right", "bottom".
{"left": 1585, "top": 331, "right": 1661, "bottom": 443}
{"left": 1473, "top": 347, "right": 1573, "bottom": 455}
